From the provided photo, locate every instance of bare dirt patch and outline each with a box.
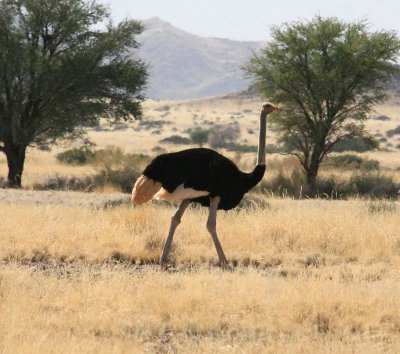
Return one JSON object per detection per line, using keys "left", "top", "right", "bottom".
{"left": 0, "top": 188, "right": 129, "bottom": 208}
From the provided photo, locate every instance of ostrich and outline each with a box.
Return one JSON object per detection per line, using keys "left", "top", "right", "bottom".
{"left": 132, "top": 103, "right": 282, "bottom": 267}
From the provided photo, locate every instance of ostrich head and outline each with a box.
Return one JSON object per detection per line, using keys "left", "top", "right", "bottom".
{"left": 261, "top": 103, "right": 281, "bottom": 116}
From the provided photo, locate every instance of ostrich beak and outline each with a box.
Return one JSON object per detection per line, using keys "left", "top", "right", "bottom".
{"left": 272, "top": 105, "right": 283, "bottom": 111}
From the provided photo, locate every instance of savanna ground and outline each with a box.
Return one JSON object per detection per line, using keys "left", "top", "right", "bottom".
{"left": 2, "top": 94, "right": 400, "bottom": 187}
{"left": 1, "top": 95, "right": 400, "bottom": 353}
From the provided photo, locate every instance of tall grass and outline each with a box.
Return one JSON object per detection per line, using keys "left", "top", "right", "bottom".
{"left": 1, "top": 198, "right": 400, "bottom": 353}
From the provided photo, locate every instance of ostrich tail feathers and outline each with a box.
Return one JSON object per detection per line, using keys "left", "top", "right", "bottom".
{"left": 131, "top": 175, "right": 162, "bottom": 205}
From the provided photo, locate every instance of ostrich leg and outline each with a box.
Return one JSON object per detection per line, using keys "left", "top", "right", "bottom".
{"left": 206, "top": 196, "right": 228, "bottom": 266}
{"left": 160, "top": 199, "right": 191, "bottom": 266}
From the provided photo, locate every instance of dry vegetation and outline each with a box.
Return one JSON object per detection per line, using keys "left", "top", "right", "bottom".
{"left": 1, "top": 95, "right": 400, "bottom": 352}
{"left": 2, "top": 95, "right": 400, "bottom": 189}
{"left": 1, "top": 195, "right": 400, "bottom": 353}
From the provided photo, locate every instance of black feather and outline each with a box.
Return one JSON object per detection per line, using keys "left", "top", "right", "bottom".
{"left": 142, "top": 148, "right": 266, "bottom": 210}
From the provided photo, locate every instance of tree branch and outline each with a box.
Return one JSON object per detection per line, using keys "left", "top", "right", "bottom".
{"left": 278, "top": 151, "right": 306, "bottom": 167}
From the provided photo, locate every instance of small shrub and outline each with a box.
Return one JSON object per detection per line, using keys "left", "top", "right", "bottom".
{"left": 33, "top": 175, "right": 96, "bottom": 191}
{"left": 386, "top": 126, "right": 400, "bottom": 138}
{"left": 189, "top": 128, "right": 209, "bottom": 147}
{"left": 261, "top": 169, "right": 305, "bottom": 197}
{"left": 160, "top": 135, "right": 191, "bottom": 145}
{"left": 93, "top": 147, "right": 149, "bottom": 193}
{"left": 327, "top": 155, "right": 379, "bottom": 171}
{"left": 37, "top": 147, "right": 152, "bottom": 193}
{"left": 347, "top": 173, "right": 399, "bottom": 198}
{"left": 225, "top": 143, "right": 257, "bottom": 153}
{"left": 374, "top": 115, "right": 391, "bottom": 121}
{"left": 331, "top": 136, "right": 378, "bottom": 152}
{"left": 56, "top": 147, "right": 95, "bottom": 165}
{"left": 151, "top": 146, "right": 167, "bottom": 154}
{"left": 260, "top": 169, "right": 398, "bottom": 199}
{"left": 361, "top": 159, "right": 380, "bottom": 171}
{"left": 328, "top": 154, "right": 363, "bottom": 168}
{"left": 112, "top": 122, "right": 129, "bottom": 131}
{"left": 139, "top": 120, "right": 172, "bottom": 129}
{"left": 154, "top": 105, "right": 170, "bottom": 112}
{"left": 208, "top": 124, "right": 241, "bottom": 149}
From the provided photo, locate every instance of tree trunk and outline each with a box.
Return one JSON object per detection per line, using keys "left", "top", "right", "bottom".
{"left": 304, "top": 157, "right": 320, "bottom": 197}
{"left": 4, "top": 144, "right": 27, "bottom": 188}
{"left": 305, "top": 168, "right": 318, "bottom": 196}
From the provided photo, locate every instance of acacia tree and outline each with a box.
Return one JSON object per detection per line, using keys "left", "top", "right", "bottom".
{"left": 0, "top": 0, "right": 147, "bottom": 187}
{"left": 245, "top": 17, "right": 400, "bottom": 194}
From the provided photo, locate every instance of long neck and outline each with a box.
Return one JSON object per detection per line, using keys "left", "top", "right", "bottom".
{"left": 245, "top": 111, "right": 267, "bottom": 190}
{"left": 256, "top": 111, "right": 267, "bottom": 165}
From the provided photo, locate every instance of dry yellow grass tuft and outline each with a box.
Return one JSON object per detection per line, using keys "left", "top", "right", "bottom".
{"left": 1, "top": 195, "right": 400, "bottom": 353}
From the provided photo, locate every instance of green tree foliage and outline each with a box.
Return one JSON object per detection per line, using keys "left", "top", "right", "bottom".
{"left": 0, "top": 0, "right": 147, "bottom": 186}
{"left": 245, "top": 17, "right": 400, "bottom": 194}
{"left": 189, "top": 128, "right": 209, "bottom": 147}
{"left": 56, "top": 147, "right": 95, "bottom": 165}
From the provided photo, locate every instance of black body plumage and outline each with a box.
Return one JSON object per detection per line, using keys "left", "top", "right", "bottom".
{"left": 142, "top": 148, "right": 266, "bottom": 210}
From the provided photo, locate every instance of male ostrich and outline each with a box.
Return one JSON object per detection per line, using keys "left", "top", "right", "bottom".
{"left": 132, "top": 103, "right": 282, "bottom": 266}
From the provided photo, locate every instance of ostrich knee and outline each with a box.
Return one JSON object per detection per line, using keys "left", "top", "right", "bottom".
{"left": 206, "top": 219, "right": 216, "bottom": 233}
{"left": 171, "top": 215, "right": 181, "bottom": 229}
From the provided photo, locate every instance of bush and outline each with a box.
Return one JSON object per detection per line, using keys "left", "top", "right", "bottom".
{"left": 151, "top": 146, "right": 167, "bottom": 154}
{"left": 33, "top": 175, "right": 96, "bottom": 191}
{"left": 37, "top": 146, "right": 151, "bottom": 193}
{"left": 260, "top": 169, "right": 399, "bottom": 199}
{"left": 331, "top": 136, "right": 379, "bottom": 152}
{"left": 112, "top": 122, "right": 129, "bottom": 131}
{"left": 346, "top": 173, "right": 399, "bottom": 198}
{"left": 154, "top": 105, "right": 170, "bottom": 112}
{"left": 361, "top": 159, "right": 380, "bottom": 171}
{"left": 189, "top": 128, "right": 209, "bottom": 147}
{"left": 374, "top": 115, "right": 391, "bottom": 121}
{"left": 208, "top": 124, "right": 241, "bottom": 149}
{"left": 225, "top": 143, "right": 258, "bottom": 153}
{"left": 261, "top": 169, "right": 305, "bottom": 197}
{"left": 328, "top": 154, "right": 363, "bottom": 167}
{"left": 386, "top": 125, "right": 400, "bottom": 138}
{"left": 93, "top": 147, "right": 149, "bottom": 193}
{"left": 327, "top": 154, "right": 380, "bottom": 171}
{"left": 139, "top": 120, "right": 172, "bottom": 129}
{"left": 159, "top": 135, "right": 191, "bottom": 145}
{"left": 56, "top": 147, "right": 95, "bottom": 165}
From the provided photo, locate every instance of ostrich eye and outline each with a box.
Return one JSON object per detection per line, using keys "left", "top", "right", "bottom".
{"left": 265, "top": 104, "right": 271, "bottom": 108}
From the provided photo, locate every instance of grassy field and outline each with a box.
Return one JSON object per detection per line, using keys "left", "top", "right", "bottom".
{"left": 1, "top": 95, "right": 400, "bottom": 352}
{"left": 1, "top": 193, "right": 400, "bottom": 353}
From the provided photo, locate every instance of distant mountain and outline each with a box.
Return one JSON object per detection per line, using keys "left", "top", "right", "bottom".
{"left": 136, "top": 18, "right": 265, "bottom": 100}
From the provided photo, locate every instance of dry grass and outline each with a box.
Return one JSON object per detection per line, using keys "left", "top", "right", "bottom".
{"left": 2, "top": 96, "right": 400, "bottom": 190}
{"left": 1, "top": 195, "right": 400, "bottom": 353}
{"left": 1, "top": 96, "right": 400, "bottom": 352}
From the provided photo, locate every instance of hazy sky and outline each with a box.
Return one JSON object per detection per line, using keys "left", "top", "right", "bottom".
{"left": 104, "top": 0, "right": 400, "bottom": 41}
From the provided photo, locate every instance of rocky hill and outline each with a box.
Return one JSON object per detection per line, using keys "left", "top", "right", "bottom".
{"left": 136, "top": 18, "right": 264, "bottom": 100}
